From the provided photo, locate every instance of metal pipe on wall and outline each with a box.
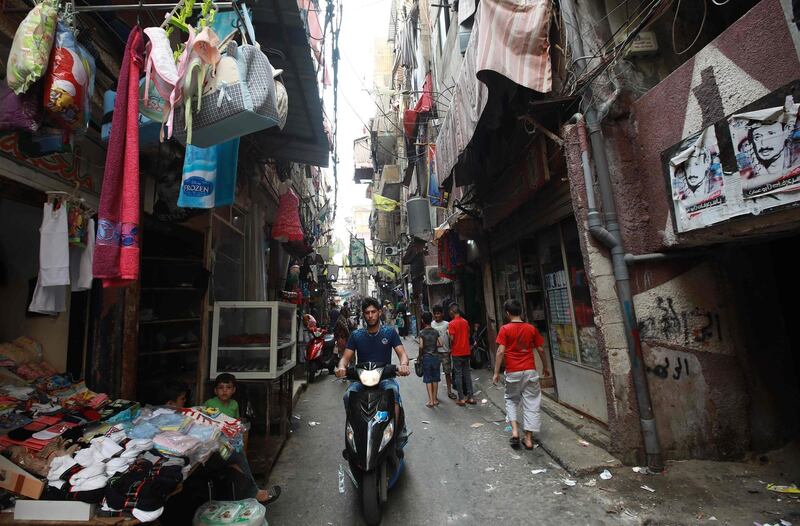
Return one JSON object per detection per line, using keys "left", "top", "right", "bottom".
{"left": 561, "top": 0, "right": 663, "bottom": 471}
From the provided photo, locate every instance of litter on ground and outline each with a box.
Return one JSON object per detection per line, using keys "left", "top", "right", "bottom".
{"left": 563, "top": 479, "right": 577, "bottom": 487}
{"left": 767, "top": 483, "right": 800, "bottom": 494}
{"left": 641, "top": 485, "right": 656, "bottom": 493}
{"left": 600, "top": 469, "right": 613, "bottom": 480}
{"left": 531, "top": 469, "right": 547, "bottom": 475}
{"left": 471, "top": 422, "right": 484, "bottom": 428}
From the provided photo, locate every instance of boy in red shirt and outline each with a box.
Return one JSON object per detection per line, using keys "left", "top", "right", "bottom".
{"left": 492, "top": 298, "right": 550, "bottom": 450}
{"left": 448, "top": 303, "right": 475, "bottom": 406}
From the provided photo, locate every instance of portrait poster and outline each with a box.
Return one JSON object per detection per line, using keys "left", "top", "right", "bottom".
{"left": 669, "top": 126, "right": 725, "bottom": 232}
{"left": 729, "top": 98, "right": 800, "bottom": 200}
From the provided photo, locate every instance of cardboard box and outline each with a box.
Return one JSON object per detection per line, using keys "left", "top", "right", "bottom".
{"left": 0, "top": 455, "right": 44, "bottom": 499}
{"left": 14, "top": 500, "right": 95, "bottom": 521}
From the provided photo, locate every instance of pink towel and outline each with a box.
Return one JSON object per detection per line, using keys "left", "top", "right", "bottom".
{"left": 93, "top": 27, "right": 144, "bottom": 287}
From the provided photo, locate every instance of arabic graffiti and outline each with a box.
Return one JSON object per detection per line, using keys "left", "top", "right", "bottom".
{"left": 646, "top": 355, "right": 691, "bottom": 380}
{"left": 638, "top": 296, "right": 722, "bottom": 346}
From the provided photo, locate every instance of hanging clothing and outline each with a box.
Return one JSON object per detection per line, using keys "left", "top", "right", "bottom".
{"left": 38, "top": 201, "right": 70, "bottom": 286}
{"left": 29, "top": 201, "right": 69, "bottom": 314}
{"left": 272, "top": 189, "right": 303, "bottom": 242}
{"left": 70, "top": 218, "right": 95, "bottom": 292}
{"left": 93, "top": 27, "right": 144, "bottom": 288}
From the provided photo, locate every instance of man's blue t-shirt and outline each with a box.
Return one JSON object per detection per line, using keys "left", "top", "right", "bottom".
{"left": 346, "top": 326, "right": 402, "bottom": 364}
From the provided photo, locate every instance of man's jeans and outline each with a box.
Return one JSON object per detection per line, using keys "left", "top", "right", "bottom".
{"left": 452, "top": 356, "right": 474, "bottom": 400}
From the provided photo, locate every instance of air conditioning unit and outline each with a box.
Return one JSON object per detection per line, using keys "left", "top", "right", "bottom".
{"left": 384, "top": 246, "right": 399, "bottom": 257}
{"left": 425, "top": 266, "right": 451, "bottom": 285}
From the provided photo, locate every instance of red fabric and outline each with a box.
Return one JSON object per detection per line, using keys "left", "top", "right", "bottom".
{"left": 403, "top": 109, "right": 417, "bottom": 139}
{"left": 413, "top": 72, "right": 433, "bottom": 113}
{"left": 272, "top": 189, "right": 304, "bottom": 242}
{"left": 496, "top": 321, "right": 545, "bottom": 373}
{"left": 448, "top": 315, "right": 470, "bottom": 356}
{"left": 93, "top": 27, "right": 144, "bottom": 288}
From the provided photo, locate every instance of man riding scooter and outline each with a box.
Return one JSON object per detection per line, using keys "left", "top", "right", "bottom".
{"left": 335, "top": 297, "right": 411, "bottom": 525}
{"left": 335, "top": 297, "right": 411, "bottom": 443}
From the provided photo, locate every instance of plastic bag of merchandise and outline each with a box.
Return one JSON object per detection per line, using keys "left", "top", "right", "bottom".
{"left": 42, "top": 22, "right": 95, "bottom": 131}
{"left": 5, "top": 0, "right": 59, "bottom": 95}
{"left": 0, "top": 81, "right": 43, "bottom": 132}
{"left": 192, "top": 499, "right": 266, "bottom": 526}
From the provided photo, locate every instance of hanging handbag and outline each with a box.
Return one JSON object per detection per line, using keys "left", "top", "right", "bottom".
{"left": 414, "top": 357, "right": 424, "bottom": 378}
{"left": 172, "top": 7, "right": 279, "bottom": 147}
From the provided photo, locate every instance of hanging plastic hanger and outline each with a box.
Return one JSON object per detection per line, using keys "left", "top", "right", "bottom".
{"left": 163, "top": 0, "right": 195, "bottom": 36}
{"left": 137, "top": 0, "right": 143, "bottom": 26}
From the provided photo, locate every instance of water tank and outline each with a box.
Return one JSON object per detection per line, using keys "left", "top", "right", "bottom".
{"left": 407, "top": 197, "right": 432, "bottom": 239}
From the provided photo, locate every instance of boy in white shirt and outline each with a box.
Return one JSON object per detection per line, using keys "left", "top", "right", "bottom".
{"left": 431, "top": 305, "right": 456, "bottom": 400}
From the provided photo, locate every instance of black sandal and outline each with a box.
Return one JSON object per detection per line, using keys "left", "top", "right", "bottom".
{"left": 509, "top": 436, "right": 520, "bottom": 449}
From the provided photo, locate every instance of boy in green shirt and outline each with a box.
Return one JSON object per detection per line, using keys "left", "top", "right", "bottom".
{"left": 205, "top": 373, "right": 240, "bottom": 418}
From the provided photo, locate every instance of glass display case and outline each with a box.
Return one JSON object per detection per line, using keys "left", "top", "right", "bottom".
{"left": 210, "top": 302, "right": 297, "bottom": 380}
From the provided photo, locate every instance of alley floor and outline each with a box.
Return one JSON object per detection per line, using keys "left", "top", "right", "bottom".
{"left": 267, "top": 338, "right": 622, "bottom": 526}
{"left": 267, "top": 338, "right": 800, "bottom": 526}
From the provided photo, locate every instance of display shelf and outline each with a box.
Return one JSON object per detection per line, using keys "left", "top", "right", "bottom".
{"left": 210, "top": 302, "right": 297, "bottom": 380}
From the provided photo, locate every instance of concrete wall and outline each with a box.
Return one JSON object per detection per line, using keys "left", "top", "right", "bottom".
{"left": 560, "top": 0, "right": 800, "bottom": 461}
{"left": 627, "top": 0, "right": 800, "bottom": 252}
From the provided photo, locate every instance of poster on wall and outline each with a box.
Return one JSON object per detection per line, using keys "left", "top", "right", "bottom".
{"left": 551, "top": 324, "right": 577, "bottom": 362}
{"left": 729, "top": 98, "right": 800, "bottom": 201}
{"left": 669, "top": 126, "right": 726, "bottom": 231}
{"left": 664, "top": 86, "right": 800, "bottom": 234}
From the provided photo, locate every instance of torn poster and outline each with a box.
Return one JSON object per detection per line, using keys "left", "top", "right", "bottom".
{"left": 729, "top": 96, "right": 800, "bottom": 200}
{"left": 669, "top": 126, "right": 725, "bottom": 232}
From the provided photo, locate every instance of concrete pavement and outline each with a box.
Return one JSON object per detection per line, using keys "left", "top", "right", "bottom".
{"left": 266, "top": 337, "right": 627, "bottom": 526}
{"left": 267, "top": 337, "right": 800, "bottom": 525}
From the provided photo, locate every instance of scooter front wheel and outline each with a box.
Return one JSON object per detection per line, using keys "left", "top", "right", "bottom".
{"left": 361, "top": 470, "right": 381, "bottom": 526}
{"left": 307, "top": 361, "right": 317, "bottom": 384}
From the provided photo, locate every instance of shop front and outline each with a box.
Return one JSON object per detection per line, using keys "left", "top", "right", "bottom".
{"left": 488, "top": 190, "right": 608, "bottom": 423}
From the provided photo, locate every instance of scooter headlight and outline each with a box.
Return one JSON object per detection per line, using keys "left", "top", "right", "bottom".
{"left": 358, "top": 368, "right": 382, "bottom": 387}
{"left": 346, "top": 423, "right": 356, "bottom": 453}
{"left": 379, "top": 422, "right": 394, "bottom": 451}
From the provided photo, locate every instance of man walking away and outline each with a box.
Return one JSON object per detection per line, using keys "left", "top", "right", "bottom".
{"left": 431, "top": 305, "right": 456, "bottom": 400}
{"left": 448, "top": 303, "right": 475, "bottom": 406}
{"left": 492, "top": 298, "right": 550, "bottom": 450}
{"left": 328, "top": 301, "right": 340, "bottom": 330}
{"left": 418, "top": 312, "right": 443, "bottom": 407}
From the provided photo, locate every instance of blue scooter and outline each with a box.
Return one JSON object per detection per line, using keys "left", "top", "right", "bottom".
{"left": 343, "top": 363, "right": 406, "bottom": 526}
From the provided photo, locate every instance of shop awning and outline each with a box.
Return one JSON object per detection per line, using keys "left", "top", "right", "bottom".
{"left": 249, "top": 0, "right": 330, "bottom": 167}
{"left": 434, "top": 0, "right": 553, "bottom": 187}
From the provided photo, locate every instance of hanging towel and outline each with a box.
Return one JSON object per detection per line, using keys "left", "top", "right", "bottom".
{"left": 177, "top": 138, "right": 240, "bottom": 209}
{"left": 70, "top": 218, "right": 94, "bottom": 291}
{"left": 94, "top": 27, "right": 144, "bottom": 288}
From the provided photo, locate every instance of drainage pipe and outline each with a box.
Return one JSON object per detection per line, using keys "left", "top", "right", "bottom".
{"left": 561, "top": 0, "right": 663, "bottom": 471}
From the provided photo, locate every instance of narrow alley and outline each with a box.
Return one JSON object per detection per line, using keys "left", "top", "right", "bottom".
{"left": 268, "top": 338, "right": 800, "bottom": 526}
{"left": 267, "top": 339, "right": 619, "bottom": 526}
